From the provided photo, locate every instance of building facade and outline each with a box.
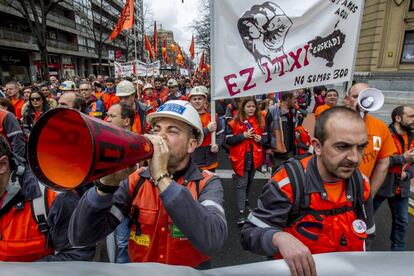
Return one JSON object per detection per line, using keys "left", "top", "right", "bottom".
{"left": 0, "top": 0, "right": 144, "bottom": 85}
{"left": 354, "top": 0, "right": 414, "bottom": 91}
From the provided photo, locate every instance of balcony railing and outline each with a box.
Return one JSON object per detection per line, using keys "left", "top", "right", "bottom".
{"left": 0, "top": 28, "right": 78, "bottom": 51}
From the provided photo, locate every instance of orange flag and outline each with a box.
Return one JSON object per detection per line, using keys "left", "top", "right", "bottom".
{"left": 108, "top": 0, "right": 134, "bottom": 42}
{"left": 145, "top": 34, "right": 154, "bottom": 61}
{"left": 189, "top": 35, "right": 195, "bottom": 60}
{"left": 153, "top": 21, "right": 158, "bottom": 56}
{"left": 198, "top": 50, "right": 205, "bottom": 71}
{"left": 162, "top": 40, "right": 169, "bottom": 64}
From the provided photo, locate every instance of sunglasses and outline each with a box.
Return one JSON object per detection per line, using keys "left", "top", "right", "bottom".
{"left": 30, "top": 97, "right": 42, "bottom": 102}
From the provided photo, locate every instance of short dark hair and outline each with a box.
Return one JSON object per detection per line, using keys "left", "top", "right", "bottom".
{"left": 105, "top": 78, "right": 115, "bottom": 84}
{"left": 118, "top": 103, "right": 135, "bottom": 127}
{"left": 315, "top": 106, "right": 362, "bottom": 144}
{"left": 154, "top": 77, "right": 163, "bottom": 83}
{"left": 326, "top": 89, "right": 338, "bottom": 97}
{"left": 0, "top": 98, "right": 15, "bottom": 115}
{"left": 281, "top": 91, "right": 294, "bottom": 102}
{"left": 391, "top": 106, "right": 405, "bottom": 123}
{"left": 314, "top": 86, "right": 327, "bottom": 95}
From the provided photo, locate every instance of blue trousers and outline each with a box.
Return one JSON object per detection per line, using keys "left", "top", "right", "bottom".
{"left": 373, "top": 194, "right": 409, "bottom": 251}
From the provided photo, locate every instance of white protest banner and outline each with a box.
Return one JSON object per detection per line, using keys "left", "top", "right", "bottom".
{"left": 211, "top": 0, "right": 364, "bottom": 100}
{"left": 114, "top": 61, "right": 136, "bottom": 78}
{"left": 146, "top": 61, "right": 161, "bottom": 76}
{"left": 136, "top": 61, "right": 147, "bottom": 77}
{"left": 180, "top": 68, "right": 189, "bottom": 76}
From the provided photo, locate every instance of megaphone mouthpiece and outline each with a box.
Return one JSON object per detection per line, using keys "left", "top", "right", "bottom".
{"left": 360, "top": 96, "right": 375, "bottom": 109}
{"left": 357, "top": 88, "right": 384, "bottom": 113}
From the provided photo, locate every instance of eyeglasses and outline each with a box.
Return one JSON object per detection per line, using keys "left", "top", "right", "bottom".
{"left": 30, "top": 97, "right": 42, "bottom": 102}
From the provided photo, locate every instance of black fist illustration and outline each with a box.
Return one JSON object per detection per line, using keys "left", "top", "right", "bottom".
{"left": 238, "top": 2, "right": 293, "bottom": 74}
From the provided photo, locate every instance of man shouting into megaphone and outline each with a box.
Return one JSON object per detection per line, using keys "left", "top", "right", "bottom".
{"left": 69, "top": 100, "right": 227, "bottom": 269}
{"left": 344, "top": 83, "right": 397, "bottom": 196}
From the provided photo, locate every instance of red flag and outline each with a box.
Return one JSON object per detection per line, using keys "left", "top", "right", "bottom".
{"left": 108, "top": 0, "right": 134, "bottom": 42}
{"left": 189, "top": 35, "right": 195, "bottom": 60}
{"left": 198, "top": 50, "right": 205, "bottom": 71}
{"left": 145, "top": 34, "right": 154, "bottom": 61}
{"left": 153, "top": 21, "right": 158, "bottom": 56}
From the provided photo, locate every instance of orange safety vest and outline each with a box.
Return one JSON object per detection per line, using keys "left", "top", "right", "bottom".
{"left": 127, "top": 171, "right": 212, "bottom": 267}
{"left": 294, "top": 125, "right": 312, "bottom": 155}
{"left": 158, "top": 87, "right": 169, "bottom": 101}
{"left": 200, "top": 112, "right": 212, "bottom": 147}
{"left": 388, "top": 132, "right": 414, "bottom": 175}
{"left": 228, "top": 117, "right": 263, "bottom": 176}
{"left": 11, "top": 97, "right": 25, "bottom": 120}
{"left": 273, "top": 157, "right": 370, "bottom": 258}
{"left": 101, "top": 92, "right": 119, "bottom": 111}
{"left": 0, "top": 187, "right": 57, "bottom": 261}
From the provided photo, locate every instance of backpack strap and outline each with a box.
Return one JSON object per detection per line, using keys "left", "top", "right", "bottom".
{"left": 350, "top": 170, "right": 368, "bottom": 222}
{"left": 31, "top": 182, "right": 50, "bottom": 247}
{"left": 284, "top": 158, "right": 308, "bottom": 225}
{"left": 129, "top": 176, "right": 146, "bottom": 236}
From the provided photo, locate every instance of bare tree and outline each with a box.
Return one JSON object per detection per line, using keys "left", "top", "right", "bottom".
{"left": 0, "top": 0, "right": 69, "bottom": 80}
{"left": 189, "top": 1, "right": 210, "bottom": 59}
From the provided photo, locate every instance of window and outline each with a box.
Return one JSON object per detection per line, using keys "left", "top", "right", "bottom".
{"left": 401, "top": 31, "right": 414, "bottom": 63}
{"left": 410, "top": 0, "right": 414, "bottom": 11}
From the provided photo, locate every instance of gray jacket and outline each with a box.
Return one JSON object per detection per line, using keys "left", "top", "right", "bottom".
{"left": 68, "top": 162, "right": 227, "bottom": 257}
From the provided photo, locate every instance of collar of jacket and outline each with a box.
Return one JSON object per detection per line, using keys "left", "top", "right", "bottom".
{"left": 139, "top": 161, "right": 204, "bottom": 183}
{"left": 304, "top": 156, "right": 355, "bottom": 201}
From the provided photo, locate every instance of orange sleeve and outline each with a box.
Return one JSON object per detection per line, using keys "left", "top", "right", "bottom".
{"left": 377, "top": 121, "right": 398, "bottom": 160}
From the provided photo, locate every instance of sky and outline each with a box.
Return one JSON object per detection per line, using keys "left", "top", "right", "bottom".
{"left": 144, "top": 0, "right": 200, "bottom": 57}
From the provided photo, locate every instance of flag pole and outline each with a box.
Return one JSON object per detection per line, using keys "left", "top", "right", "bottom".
{"left": 209, "top": 0, "right": 216, "bottom": 146}
{"left": 134, "top": 0, "right": 137, "bottom": 62}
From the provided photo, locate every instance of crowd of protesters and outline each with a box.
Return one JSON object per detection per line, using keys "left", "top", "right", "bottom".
{"left": 0, "top": 73, "right": 413, "bottom": 276}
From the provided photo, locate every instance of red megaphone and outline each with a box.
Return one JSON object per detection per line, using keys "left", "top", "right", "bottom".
{"left": 28, "top": 108, "right": 153, "bottom": 190}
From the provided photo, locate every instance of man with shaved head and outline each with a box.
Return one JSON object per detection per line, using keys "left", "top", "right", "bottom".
{"left": 345, "top": 83, "right": 397, "bottom": 196}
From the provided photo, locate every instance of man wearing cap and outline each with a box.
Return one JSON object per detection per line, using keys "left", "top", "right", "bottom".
{"left": 189, "top": 86, "right": 222, "bottom": 172}
{"left": 102, "top": 78, "right": 119, "bottom": 111}
{"left": 69, "top": 100, "right": 227, "bottom": 268}
{"left": 162, "top": 79, "right": 186, "bottom": 103}
{"left": 59, "top": 80, "right": 77, "bottom": 95}
{"left": 116, "top": 80, "right": 153, "bottom": 134}
{"left": 140, "top": 83, "right": 161, "bottom": 109}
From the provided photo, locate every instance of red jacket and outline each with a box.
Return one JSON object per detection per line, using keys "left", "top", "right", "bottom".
{"left": 127, "top": 171, "right": 212, "bottom": 267}
{"left": 228, "top": 117, "right": 263, "bottom": 176}
{"left": 0, "top": 188, "right": 57, "bottom": 261}
{"left": 273, "top": 157, "right": 370, "bottom": 257}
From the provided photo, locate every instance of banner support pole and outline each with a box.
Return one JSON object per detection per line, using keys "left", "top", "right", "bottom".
{"left": 209, "top": 0, "right": 216, "bottom": 146}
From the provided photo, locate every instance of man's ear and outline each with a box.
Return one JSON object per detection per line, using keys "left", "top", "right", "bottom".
{"left": 395, "top": 115, "right": 402, "bottom": 124}
{"left": 187, "top": 138, "right": 198, "bottom": 154}
{"left": 0, "top": 156, "right": 10, "bottom": 175}
{"left": 311, "top": 138, "right": 322, "bottom": 156}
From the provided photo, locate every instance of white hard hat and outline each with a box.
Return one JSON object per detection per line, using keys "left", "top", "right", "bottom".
{"left": 167, "top": 78, "right": 178, "bottom": 87}
{"left": 116, "top": 80, "right": 135, "bottom": 97}
{"left": 147, "top": 100, "right": 204, "bottom": 147}
{"left": 143, "top": 83, "right": 154, "bottom": 91}
{"left": 60, "top": 81, "right": 76, "bottom": 91}
{"left": 133, "top": 79, "right": 144, "bottom": 86}
{"left": 188, "top": 86, "right": 207, "bottom": 98}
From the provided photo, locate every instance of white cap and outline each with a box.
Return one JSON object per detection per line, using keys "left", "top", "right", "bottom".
{"left": 167, "top": 79, "right": 178, "bottom": 87}
{"left": 143, "top": 83, "right": 154, "bottom": 91}
{"left": 147, "top": 100, "right": 204, "bottom": 146}
{"left": 60, "top": 81, "right": 76, "bottom": 91}
{"left": 116, "top": 80, "right": 135, "bottom": 97}
{"left": 188, "top": 86, "right": 207, "bottom": 98}
{"left": 133, "top": 79, "right": 144, "bottom": 86}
